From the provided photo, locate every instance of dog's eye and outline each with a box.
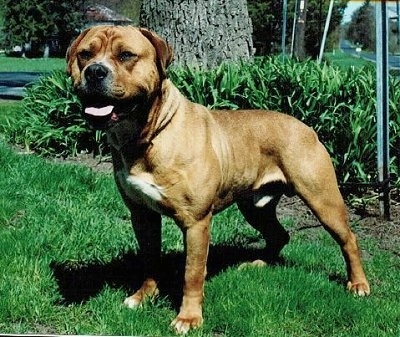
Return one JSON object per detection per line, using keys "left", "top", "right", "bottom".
{"left": 119, "top": 51, "right": 137, "bottom": 62}
{"left": 78, "top": 50, "right": 93, "bottom": 60}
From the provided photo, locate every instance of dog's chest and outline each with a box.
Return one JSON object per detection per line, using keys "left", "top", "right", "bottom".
{"left": 116, "top": 169, "right": 165, "bottom": 213}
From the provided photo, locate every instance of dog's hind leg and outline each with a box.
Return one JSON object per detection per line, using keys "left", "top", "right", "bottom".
{"left": 237, "top": 195, "right": 290, "bottom": 263}
{"left": 300, "top": 186, "right": 370, "bottom": 296}
{"left": 290, "top": 146, "right": 370, "bottom": 296}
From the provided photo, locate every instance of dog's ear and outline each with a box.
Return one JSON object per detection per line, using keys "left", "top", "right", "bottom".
{"left": 138, "top": 27, "right": 174, "bottom": 78}
{"left": 66, "top": 28, "right": 92, "bottom": 78}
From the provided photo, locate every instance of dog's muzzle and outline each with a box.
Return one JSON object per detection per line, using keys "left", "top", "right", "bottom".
{"left": 80, "top": 63, "right": 113, "bottom": 97}
{"left": 77, "top": 63, "right": 115, "bottom": 128}
{"left": 85, "top": 63, "right": 110, "bottom": 85}
{"left": 77, "top": 63, "right": 144, "bottom": 130}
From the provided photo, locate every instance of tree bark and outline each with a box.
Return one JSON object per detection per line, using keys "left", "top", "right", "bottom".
{"left": 140, "top": 0, "right": 254, "bottom": 68}
{"left": 294, "top": 0, "right": 308, "bottom": 60}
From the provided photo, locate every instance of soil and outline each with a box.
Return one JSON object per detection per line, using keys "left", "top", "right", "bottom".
{"left": 54, "top": 152, "right": 400, "bottom": 257}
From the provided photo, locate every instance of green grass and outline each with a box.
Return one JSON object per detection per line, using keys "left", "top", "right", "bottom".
{"left": 0, "top": 101, "right": 19, "bottom": 133}
{"left": 325, "top": 50, "right": 400, "bottom": 77}
{"left": 0, "top": 55, "right": 65, "bottom": 72}
{"left": 0, "top": 51, "right": 371, "bottom": 73}
{"left": 0, "top": 141, "right": 399, "bottom": 336}
{"left": 0, "top": 51, "right": 367, "bottom": 73}
{"left": 324, "top": 51, "right": 371, "bottom": 70}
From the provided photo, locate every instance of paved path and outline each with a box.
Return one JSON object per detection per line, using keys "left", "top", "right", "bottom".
{"left": 340, "top": 40, "right": 400, "bottom": 69}
{"left": 0, "top": 72, "right": 44, "bottom": 99}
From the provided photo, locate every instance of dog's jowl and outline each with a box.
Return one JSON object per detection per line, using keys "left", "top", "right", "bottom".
{"left": 67, "top": 25, "right": 370, "bottom": 334}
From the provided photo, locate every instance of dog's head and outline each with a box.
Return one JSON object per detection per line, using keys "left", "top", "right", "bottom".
{"left": 66, "top": 25, "right": 173, "bottom": 129}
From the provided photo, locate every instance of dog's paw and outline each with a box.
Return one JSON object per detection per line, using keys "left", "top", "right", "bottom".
{"left": 124, "top": 295, "right": 142, "bottom": 308}
{"left": 124, "top": 281, "right": 160, "bottom": 309}
{"left": 347, "top": 281, "right": 371, "bottom": 296}
{"left": 238, "top": 259, "right": 267, "bottom": 270}
{"left": 171, "top": 314, "right": 203, "bottom": 334}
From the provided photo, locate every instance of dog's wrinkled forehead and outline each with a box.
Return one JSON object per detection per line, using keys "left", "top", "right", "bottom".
{"left": 67, "top": 25, "right": 173, "bottom": 80}
{"left": 78, "top": 27, "right": 153, "bottom": 59}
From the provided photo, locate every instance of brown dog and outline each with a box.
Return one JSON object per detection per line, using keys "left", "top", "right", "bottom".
{"left": 67, "top": 25, "right": 370, "bottom": 334}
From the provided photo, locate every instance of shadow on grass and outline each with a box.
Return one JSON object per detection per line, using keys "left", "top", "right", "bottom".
{"left": 51, "top": 244, "right": 348, "bottom": 309}
{"left": 51, "top": 244, "right": 272, "bottom": 309}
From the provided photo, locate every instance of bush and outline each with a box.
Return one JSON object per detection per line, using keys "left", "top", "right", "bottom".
{"left": 5, "top": 57, "right": 400, "bottom": 186}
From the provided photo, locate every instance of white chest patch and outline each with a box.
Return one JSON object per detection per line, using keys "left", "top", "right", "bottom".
{"left": 253, "top": 194, "right": 274, "bottom": 208}
{"left": 116, "top": 170, "right": 164, "bottom": 212}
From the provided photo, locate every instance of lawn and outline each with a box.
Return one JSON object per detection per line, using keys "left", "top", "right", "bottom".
{"left": 0, "top": 51, "right": 368, "bottom": 73}
{"left": 0, "top": 55, "right": 65, "bottom": 72}
{"left": 0, "top": 101, "right": 19, "bottom": 132}
{"left": 0, "top": 56, "right": 399, "bottom": 336}
{"left": 324, "top": 51, "right": 371, "bottom": 69}
{"left": 0, "top": 138, "right": 399, "bottom": 336}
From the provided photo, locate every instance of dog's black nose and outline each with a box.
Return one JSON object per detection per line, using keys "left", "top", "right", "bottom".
{"left": 85, "top": 64, "right": 109, "bottom": 83}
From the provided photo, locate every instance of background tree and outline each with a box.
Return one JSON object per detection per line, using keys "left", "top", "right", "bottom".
{"left": 345, "top": 1, "right": 375, "bottom": 50}
{"left": 140, "top": 0, "right": 254, "bottom": 68}
{"left": 247, "top": 1, "right": 282, "bottom": 54}
{"left": 248, "top": 0, "right": 348, "bottom": 57}
{"left": 2, "top": 0, "right": 85, "bottom": 57}
{"left": 294, "top": 0, "right": 308, "bottom": 59}
{"left": 305, "top": 0, "right": 348, "bottom": 57}
{"left": 389, "top": 19, "right": 400, "bottom": 54}
{"left": 0, "top": 0, "right": 5, "bottom": 36}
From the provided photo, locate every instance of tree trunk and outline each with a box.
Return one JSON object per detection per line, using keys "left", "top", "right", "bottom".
{"left": 140, "top": 0, "right": 254, "bottom": 68}
{"left": 294, "top": 0, "right": 308, "bottom": 60}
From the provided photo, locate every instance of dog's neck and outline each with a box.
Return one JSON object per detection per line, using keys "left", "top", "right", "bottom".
{"left": 140, "top": 79, "right": 183, "bottom": 144}
{"left": 106, "top": 79, "right": 182, "bottom": 153}
{"left": 106, "top": 118, "right": 141, "bottom": 151}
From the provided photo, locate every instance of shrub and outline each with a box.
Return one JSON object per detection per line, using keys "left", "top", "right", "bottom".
{"left": 5, "top": 57, "right": 400, "bottom": 186}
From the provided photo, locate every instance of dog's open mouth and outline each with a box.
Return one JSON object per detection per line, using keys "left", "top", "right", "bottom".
{"left": 79, "top": 92, "right": 146, "bottom": 130}
{"left": 82, "top": 102, "right": 123, "bottom": 129}
{"left": 84, "top": 105, "right": 120, "bottom": 122}
{"left": 85, "top": 105, "right": 114, "bottom": 117}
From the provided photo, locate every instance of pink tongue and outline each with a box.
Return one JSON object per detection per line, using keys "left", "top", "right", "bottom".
{"left": 85, "top": 105, "right": 114, "bottom": 117}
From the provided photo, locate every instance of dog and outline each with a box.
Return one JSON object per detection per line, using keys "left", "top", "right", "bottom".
{"left": 67, "top": 25, "right": 370, "bottom": 334}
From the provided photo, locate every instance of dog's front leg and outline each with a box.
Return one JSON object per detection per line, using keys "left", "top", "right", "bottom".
{"left": 171, "top": 212, "right": 211, "bottom": 334}
{"left": 124, "top": 207, "right": 162, "bottom": 308}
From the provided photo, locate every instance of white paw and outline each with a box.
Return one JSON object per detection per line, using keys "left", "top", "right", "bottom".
{"left": 171, "top": 319, "right": 191, "bottom": 335}
{"left": 238, "top": 259, "right": 267, "bottom": 270}
{"left": 124, "top": 296, "right": 141, "bottom": 309}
